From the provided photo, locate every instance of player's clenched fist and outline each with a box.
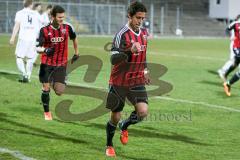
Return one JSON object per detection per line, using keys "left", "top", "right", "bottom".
{"left": 44, "top": 47, "right": 55, "bottom": 56}
{"left": 9, "top": 38, "right": 15, "bottom": 45}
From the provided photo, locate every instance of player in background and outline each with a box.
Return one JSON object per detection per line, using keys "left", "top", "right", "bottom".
{"left": 33, "top": 3, "right": 45, "bottom": 27}
{"left": 32, "top": 3, "right": 44, "bottom": 66}
{"left": 9, "top": 0, "right": 42, "bottom": 83}
{"left": 41, "top": 4, "right": 52, "bottom": 26}
{"left": 218, "top": 15, "right": 240, "bottom": 83}
{"left": 36, "top": 5, "right": 79, "bottom": 120}
{"left": 105, "top": 1, "right": 150, "bottom": 157}
{"left": 33, "top": 3, "right": 42, "bottom": 15}
{"left": 32, "top": 3, "right": 52, "bottom": 66}
{"left": 223, "top": 15, "right": 240, "bottom": 96}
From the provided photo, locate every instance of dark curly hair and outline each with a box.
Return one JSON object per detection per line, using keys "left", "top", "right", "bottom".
{"left": 127, "top": 1, "right": 147, "bottom": 17}
{"left": 51, "top": 5, "right": 65, "bottom": 17}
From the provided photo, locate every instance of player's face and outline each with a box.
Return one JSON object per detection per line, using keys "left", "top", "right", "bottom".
{"left": 53, "top": 13, "right": 65, "bottom": 25}
{"left": 47, "top": 8, "right": 51, "bottom": 14}
{"left": 129, "top": 12, "right": 146, "bottom": 31}
{"left": 36, "top": 5, "right": 42, "bottom": 12}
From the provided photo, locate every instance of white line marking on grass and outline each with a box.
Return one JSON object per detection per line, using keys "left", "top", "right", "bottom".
{"left": 74, "top": 45, "right": 226, "bottom": 61}
{"left": 1, "top": 69, "right": 239, "bottom": 113}
{"left": 154, "top": 96, "right": 240, "bottom": 113}
{"left": 149, "top": 51, "right": 226, "bottom": 61}
{"left": 0, "top": 147, "right": 36, "bottom": 160}
{"left": 0, "top": 69, "right": 21, "bottom": 75}
{"left": 2, "top": 43, "right": 225, "bottom": 62}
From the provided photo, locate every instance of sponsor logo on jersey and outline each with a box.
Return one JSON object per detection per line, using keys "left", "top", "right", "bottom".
{"left": 51, "top": 37, "right": 64, "bottom": 43}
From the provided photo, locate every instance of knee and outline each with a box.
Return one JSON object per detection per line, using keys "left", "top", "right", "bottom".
{"left": 42, "top": 85, "right": 50, "bottom": 92}
{"left": 53, "top": 83, "right": 65, "bottom": 96}
{"left": 137, "top": 108, "right": 148, "bottom": 119}
{"left": 111, "top": 112, "right": 121, "bottom": 125}
{"left": 54, "top": 90, "right": 63, "bottom": 96}
{"left": 135, "top": 102, "right": 148, "bottom": 119}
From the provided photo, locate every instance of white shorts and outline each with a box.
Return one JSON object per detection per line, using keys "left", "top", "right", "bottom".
{"left": 15, "top": 39, "right": 37, "bottom": 59}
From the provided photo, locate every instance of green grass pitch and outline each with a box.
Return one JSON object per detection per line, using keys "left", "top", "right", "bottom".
{"left": 0, "top": 35, "right": 240, "bottom": 160}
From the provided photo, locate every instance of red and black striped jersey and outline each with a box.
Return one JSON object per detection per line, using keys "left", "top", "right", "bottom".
{"left": 109, "top": 24, "right": 148, "bottom": 87}
{"left": 228, "top": 21, "right": 240, "bottom": 48}
{"left": 37, "top": 22, "right": 76, "bottom": 66}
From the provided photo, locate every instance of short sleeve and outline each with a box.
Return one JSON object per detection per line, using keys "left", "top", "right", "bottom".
{"left": 15, "top": 11, "right": 21, "bottom": 23}
{"left": 36, "top": 28, "right": 45, "bottom": 47}
{"left": 228, "top": 21, "right": 236, "bottom": 30}
{"left": 111, "top": 32, "right": 130, "bottom": 54}
{"left": 68, "top": 24, "right": 76, "bottom": 40}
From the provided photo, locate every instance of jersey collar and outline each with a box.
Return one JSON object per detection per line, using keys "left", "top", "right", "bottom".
{"left": 50, "top": 23, "right": 61, "bottom": 30}
{"left": 126, "top": 23, "right": 141, "bottom": 36}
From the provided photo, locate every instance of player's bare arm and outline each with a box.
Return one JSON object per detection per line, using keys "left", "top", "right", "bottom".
{"left": 71, "top": 37, "right": 79, "bottom": 64}
{"left": 9, "top": 22, "right": 20, "bottom": 45}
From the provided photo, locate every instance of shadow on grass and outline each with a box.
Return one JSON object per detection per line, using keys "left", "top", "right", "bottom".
{"left": 83, "top": 122, "right": 211, "bottom": 146}
{"left": 0, "top": 112, "right": 86, "bottom": 144}
{"left": 215, "top": 90, "right": 239, "bottom": 98}
{"left": 142, "top": 126, "right": 159, "bottom": 131}
{"left": 207, "top": 69, "right": 218, "bottom": 76}
{"left": 0, "top": 153, "right": 16, "bottom": 160}
{"left": 0, "top": 71, "right": 20, "bottom": 82}
{"left": 117, "top": 153, "right": 156, "bottom": 160}
{"left": 11, "top": 105, "right": 42, "bottom": 116}
{"left": 199, "top": 80, "right": 221, "bottom": 87}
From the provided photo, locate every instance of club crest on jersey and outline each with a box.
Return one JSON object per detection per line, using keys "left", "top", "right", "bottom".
{"left": 143, "top": 35, "right": 147, "bottom": 41}
{"left": 61, "top": 29, "right": 66, "bottom": 34}
{"left": 51, "top": 37, "right": 64, "bottom": 43}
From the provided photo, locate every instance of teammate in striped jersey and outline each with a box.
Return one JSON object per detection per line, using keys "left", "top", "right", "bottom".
{"left": 221, "top": 15, "right": 240, "bottom": 96}
{"left": 105, "top": 1, "right": 150, "bottom": 157}
{"left": 36, "top": 5, "right": 79, "bottom": 120}
{"left": 218, "top": 15, "right": 240, "bottom": 83}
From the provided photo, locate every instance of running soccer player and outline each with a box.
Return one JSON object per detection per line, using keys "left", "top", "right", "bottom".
{"left": 36, "top": 5, "right": 79, "bottom": 120}
{"left": 223, "top": 16, "right": 240, "bottom": 96}
{"left": 10, "top": 0, "right": 42, "bottom": 82}
{"left": 218, "top": 15, "right": 240, "bottom": 82}
{"left": 105, "top": 1, "right": 150, "bottom": 157}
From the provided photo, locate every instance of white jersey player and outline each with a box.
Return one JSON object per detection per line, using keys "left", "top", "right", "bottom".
{"left": 9, "top": 0, "right": 42, "bottom": 83}
{"left": 32, "top": 4, "right": 52, "bottom": 64}
{"left": 41, "top": 5, "right": 52, "bottom": 26}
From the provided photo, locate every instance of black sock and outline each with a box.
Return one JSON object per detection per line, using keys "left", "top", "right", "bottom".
{"left": 106, "top": 121, "right": 116, "bottom": 146}
{"left": 41, "top": 90, "right": 50, "bottom": 112}
{"left": 225, "top": 65, "right": 236, "bottom": 77}
{"left": 229, "top": 72, "right": 240, "bottom": 85}
{"left": 121, "top": 111, "right": 142, "bottom": 130}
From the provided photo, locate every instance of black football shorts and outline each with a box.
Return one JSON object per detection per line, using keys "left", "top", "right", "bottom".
{"left": 39, "top": 64, "right": 66, "bottom": 84}
{"left": 106, "top": 85, "right": 148, "bottom": 112}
